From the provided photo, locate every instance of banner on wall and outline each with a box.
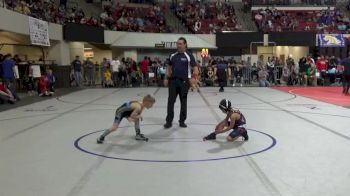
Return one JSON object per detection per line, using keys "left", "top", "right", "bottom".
{"left": 29, "top": 17, "right": 50, "bottom": 46}
{"left": 319, "top": 34, "right": 345, "bottom": 47}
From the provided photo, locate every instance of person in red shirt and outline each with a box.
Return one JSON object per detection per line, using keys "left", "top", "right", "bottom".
{"left": 39, "top": 73, "right": 53, "bottom": 97}
{"left": 0, "top": 79, "right": 15, "bottom": 104}
{"left": 141, "top": 56, "right": 150, "bottom": 85}
{"left": 316, "top": 55, "right": 328, "bottom": 79}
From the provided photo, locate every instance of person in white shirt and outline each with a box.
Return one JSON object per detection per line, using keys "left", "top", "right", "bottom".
{"left": 194, "top": 20, "right": 201, "bottom": 32}
{"left": 111, "top": 57, "right": 120, "bottom": 86}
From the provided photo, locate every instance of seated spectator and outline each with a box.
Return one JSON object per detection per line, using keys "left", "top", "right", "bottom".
{"left": 104, "top": 69, "right": 113, "bottom": 87}
{"left": 0, "top": 79, "right": 16, "bottom": 104}
{"left": 39, "top": 73, "right": 53, "bottom": 96}
{"left": 15, "top": 1, "right": 31, "bottom": 15}
{"left": 305, "top": 64, "right": 317, "bottom": 86}
{"left": 336, "top": 63, "right": 344, "bottom": 82}
{"left": 205, "top": 66, "right": 215, "bottom": 86}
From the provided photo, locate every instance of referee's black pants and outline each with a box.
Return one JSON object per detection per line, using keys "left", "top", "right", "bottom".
{"left": 343, "top": 74, "right": 350, "bottom": 94}
{"left": 166, "top": 78, "right": 190, "bottom": 124}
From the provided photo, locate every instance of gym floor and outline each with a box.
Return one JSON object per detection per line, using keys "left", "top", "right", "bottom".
{"left": 1, "top": 87, "right": 349, "bottom": 196}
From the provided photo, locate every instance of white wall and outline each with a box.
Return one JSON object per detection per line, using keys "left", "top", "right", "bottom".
{"left": 90, "top": 47, "right": 112, "bottom": 63}
{"left": 69, "top": 42, "right": 85, "bottom": 63}
{"left": 47, "top": 40, "right": 70, "bottom": 65}
{"left": 124, "top": 49, "right": 138, "bottom": 61}
{"left": 257, "top": 46, "right": 309, "bottom": 64}
{"left": 0, "top": 31, "right": 43, "bottom": 60}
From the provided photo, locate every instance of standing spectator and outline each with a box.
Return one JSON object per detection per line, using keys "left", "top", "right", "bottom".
{"left": 282, "top": 64, "right": 290, "bottom": 85}
{"left": 164, "top": 37, "right": 198, "bottom": 129}
{"left": 316, "top": 55, "right": 328, "bottom": 80}
{"left": 232, "top": 61, "right": 243, "bottom": 87}
{"left": 47, "top": 69, "right": 55, "bottom": 93}
{"left": 71, "top": 56, "right": 82, "bottom": 87}
{"left": 100, "top": 58, "right": 109, "bottom": 87}
{"left": 13, "top": 54, "right": 22, "bottom": 64}
{"left": 299, "top": 57, "right": 308, "bottom": 85}
{"left": 118, "top": 58, "right": 127, "bottom": 87}
{"left": 141, "top": 56, "right": 150, "bottom": 85}
{"left": 289, "top": 63, "right": 299, "bottom": 86}
{"left": 257, "top": 55, "right": 264, "bottom": 70}
{"left": 111, "top": 57, "right": 120, "bottom": 87}
{"left": 24, "top": 63, "right": 35, "bottom": 96}
{"left": 158, "top": 64, "right": 166, "bottom": 85}
{"left": 340, "top": 54, "right": 350, "bottom": 95}
{"left": 286, "top": 55, "right": 295, "bottom": 70}
{"left": 1, "top": 54, "right": 20, "bottom": 101}
{"left": 266, "top": 57, "right": 275, "bottom": 84}
{"left": 84, "top": 58, "right": 96, "bottom": 86}
{"left": 258, "top": 66, "right": 270, "bottom": 87}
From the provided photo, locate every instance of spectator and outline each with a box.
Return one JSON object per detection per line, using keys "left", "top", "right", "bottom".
{"left": 84, "top": 58, "right": 96, "bottom": 86}
{"left": 286, "top": 55, "right": 295, "bottom": 70}
{"left": 258, "top": 66, "right": 270, "bottom": 87}
{"left": 47, "top": 69, "right": 55, "bottom": 92}
{"left": 282, "top": 64, "right": 290, "bottom": 85}
{"left": 257, "top": 55, "right": 264, "bottom": 70}
{"left": 23, "top": 63, "right": 35, "bottom": 96}
{"left": 158, "top": 64, "right": 166, "bottom": 86}
{"left": 39, "top": 72, "right": 53, "bottom": 96}
{"left": 71, "top": 56, "right": 82, "bottom": 87}
{"left": 111, "top": 57, "right": 120, "bottom": 87}
{"left": 298, "top": 57, "right": 308, "bottom": 85}
{"left": 194, "top": 19, "right": 201, "bottom": 32}
{"left": 141, "top": 56, "right": 150, "bottom": 85}
{"left": 118, "top": 58, "right": 127, "bottom": 87}
{"left": 305, "top": 63, "right": 317, "bottom": 86}
{"left": 232, "top": 61, "right": 243, "bottom": 87}
{"left": 0, "top": 79, "right": 16, "bottom": 104}
{"left": 100, "top": 58, "right": 109, "bottom": 87}
{"left": 316, "top": 55, "right": 328, "bottom": 80}
{"left": 104, "top": 68, "right": 113, "bottom": 87}
{"left": 289, "top": 63, "right": 299, "bottom": 85}
{"left": 1, "top": 54, "right": 20, "bottom": 101}
{"left": 266, "top": 57, "right": 275, "bottom": 84}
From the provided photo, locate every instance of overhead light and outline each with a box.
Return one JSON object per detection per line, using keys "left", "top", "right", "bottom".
{"left": 84, "top": 48, "right": 92, "bottom": 50}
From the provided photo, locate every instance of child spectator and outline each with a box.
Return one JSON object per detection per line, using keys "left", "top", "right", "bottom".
{"left": 104, "top": 69, "right": 113, "bottom": 87}
{"left": 39, "top": 72, "right": 53, "bottom": 96}
{"left": 47, "top": 69, "right": 55, "bottom": 92}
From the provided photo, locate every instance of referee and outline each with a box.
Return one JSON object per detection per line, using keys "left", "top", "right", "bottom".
{"left": 164, "top": 37, "right": 198, "bottom": 128}
{"left": 340, "top": 53, "right": 350, "bottom": 95}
